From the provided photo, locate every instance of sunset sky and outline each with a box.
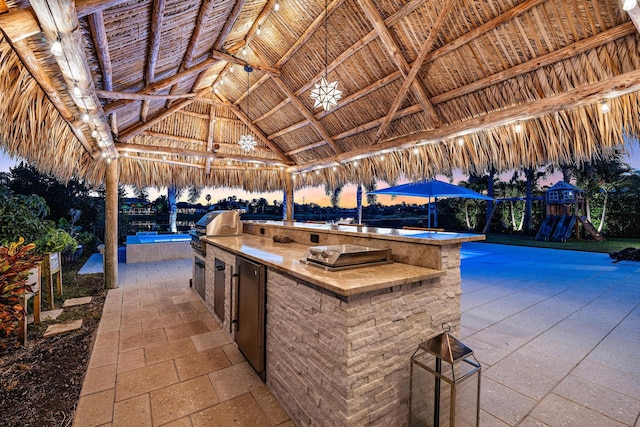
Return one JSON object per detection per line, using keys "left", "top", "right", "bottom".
{"left": 2, "top": 143, "right": 638, "bottom": 208}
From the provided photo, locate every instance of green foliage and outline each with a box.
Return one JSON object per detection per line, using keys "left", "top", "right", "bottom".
{"left": 0, "top": 185, "right": 77, "bottom": 255}
{"left": 0, "top": 238, "right": 41, "bottom": 338}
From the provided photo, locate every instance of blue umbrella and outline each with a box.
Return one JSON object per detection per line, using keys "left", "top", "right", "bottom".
{"left": 368, "top": 180, "right": 494, "bottom": 228}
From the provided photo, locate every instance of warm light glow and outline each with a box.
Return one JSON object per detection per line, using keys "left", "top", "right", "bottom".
{"left": 91, "top": 129, "right": 98, "bottom": 138}
{"left": 51, "top": 40, "right": 63, "bottom": 56}
{"left": 601, "top": 101, "right": 610, "bottom": 114}
{"left": 353, "top": 161, "right": 358, "bottom": 167}
{"left": 73, "top": 86, "right": 82, "bottom": 97}
{"left": 274, "top": 0, "right": 280, "bottom": 11}
{"left": 162, "top": 155, "right": 167, "bottom": 160}
{"left": 82, "top": 113, "right": 90, "bottom": 123}
{"left": 413, "top": 148, "right": 419, "bottom": 154}
{"left": 623, "top": 0, "right": 637, "bottom": 11}
{"left": 238, "top": 134, "right": 257, "bottom": 152}
{"left": 101, "top": 152, "right": 107, "bottom": 158}
{"left": 227, "top": 160, "right": 232, "bottom": 165}
{"left": 315, "top": 170, "right": 320, "bottom": 175}
{"left": 515, "top": 121, "right": 522, "bottom": 133}
{"left": 242, "top": 46, "right": 247, "bottom": 56}
{"left": 310, "top": 76, "right": 342, "bottom": 111}
{"left": 332, "top": 166, "right": 337, "bottom": 171}
{"left": 457, "top": 138, "right": 464, "bottom": 146}
{"left": 106, "top": 157, "right": 112, "bottom": 163}
{"left": 257, "top": 25, "right": 262, "bottom": 35}
{"left": 229, "top": 66, "right": 234, "bottom": 73}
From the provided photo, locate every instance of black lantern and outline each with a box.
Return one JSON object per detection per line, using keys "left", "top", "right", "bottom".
{"left": 410, "top": 330, "right": 481, "bottom": 426}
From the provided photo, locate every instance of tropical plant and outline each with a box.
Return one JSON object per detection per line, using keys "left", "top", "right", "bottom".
{"left": 0, "top": 238, "right": 41, "bottom": 338}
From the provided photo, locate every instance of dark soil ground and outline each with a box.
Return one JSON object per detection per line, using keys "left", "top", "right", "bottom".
{"left": 0, "top": 259, "right": 106, "bottom": 427}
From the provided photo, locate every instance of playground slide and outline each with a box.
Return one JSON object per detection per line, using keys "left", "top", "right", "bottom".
{"left": 535, "top": 215, "right": 561, "bottom": 241}
{"left": 550, "top": 215, "right": 576, "bottom": 242}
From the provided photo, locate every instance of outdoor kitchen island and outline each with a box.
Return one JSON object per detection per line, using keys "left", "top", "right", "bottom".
{"left": 200, "top": 222, "right": 484, "bottom": 427}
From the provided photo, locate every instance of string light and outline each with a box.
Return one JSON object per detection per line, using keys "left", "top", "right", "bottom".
{"left": 413, "top": 148, "right": 420, "bottom": 154}
{"left": 623, "top": 0, "right": 637, "bottom": 10}
{"left": 242, "top": 46, "right": 247, "bottom": 56}
{"left": 457, "top": 138, "right": 464, "bottom": 146}
{"left": 274, "top": 0, "right": 280, "bottom": 11}
{"left": 51, "top": 38, "right": 63, "bottom": 56}
{"left": 91, "top": 129, "right": 98, "bottom": 138}
{"left": 601, "top": 101, "right": 610, "bottom": 114}
{"left": 81, "top": 112, "right": 90, "bottom": 123}
{"left": 515, "top": 121, "right": 522, "bottom": 133}
{"left": 72, "top": 86, "right": 82, "bottom": 97}
{"left": 256, "top": 25, "right": 262, "bottom": 35}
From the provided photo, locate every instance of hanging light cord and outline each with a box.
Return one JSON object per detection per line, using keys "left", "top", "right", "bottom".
{"left": 324, "top": 0, "right": 328, "bottom": 79}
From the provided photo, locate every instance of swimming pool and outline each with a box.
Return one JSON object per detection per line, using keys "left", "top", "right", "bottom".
{"left": 125, "top": 233, "right": 192, "bottom": 263}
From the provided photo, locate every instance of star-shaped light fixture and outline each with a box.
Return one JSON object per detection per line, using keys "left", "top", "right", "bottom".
{"left": 237, "top": 65, "right": 256, "bottom": 152}
{"left": 310, "top": 0, "right": 341, "bottom": 112}
{"left": 238, "top": 134, "right": 257, "bottom": 152}
{"left": 310, "top": 76, "right": 342, "bottom": 111}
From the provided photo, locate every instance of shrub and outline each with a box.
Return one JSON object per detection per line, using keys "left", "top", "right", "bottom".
{"left": 0, "top": 238, "right": 42, "bottom": 338}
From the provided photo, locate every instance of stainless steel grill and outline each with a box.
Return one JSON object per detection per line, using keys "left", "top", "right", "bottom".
{"left": 301, "top": 244, "right": 392, "bottom": 271}
{"left": 190, "top": 210, "right": 244, "bottom": 256}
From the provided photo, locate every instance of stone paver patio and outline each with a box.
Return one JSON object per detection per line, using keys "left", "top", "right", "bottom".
{"left": 74, "top": 244, "right": 640, "bottom": 426}
{"left": 73, "top": 258, "right": 293, "bottom": 427}
{"left": 461, "top": 242, "right": 640, "bottom": 427}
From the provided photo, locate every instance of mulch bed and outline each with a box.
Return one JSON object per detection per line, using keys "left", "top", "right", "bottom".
{"left": 0, "top": 272, "right": 106, "bottom": 427}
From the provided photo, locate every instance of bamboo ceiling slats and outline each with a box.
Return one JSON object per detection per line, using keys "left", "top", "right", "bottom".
{"left": 1, "top": 0, "right": 640, "bottom": 191}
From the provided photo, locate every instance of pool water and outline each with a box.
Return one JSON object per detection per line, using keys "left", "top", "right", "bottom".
{"left": 126, "top": 234, "right": 191, "bottom": 245}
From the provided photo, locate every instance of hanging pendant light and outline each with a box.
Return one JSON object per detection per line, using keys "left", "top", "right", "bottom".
{"left": 238, "top": 65, "right": 257, "bottom": 152}
{"left": 310, "top": 0, "right": 342, "bottom": 111}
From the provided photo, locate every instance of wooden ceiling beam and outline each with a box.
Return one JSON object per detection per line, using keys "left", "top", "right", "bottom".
{"left": 285, "top": 140, "right": 328, "bottom": 156}
{"left": 275, "top": 0, "right": 346, "bottom": 67}
{"left": 212, "top": 50, "right": 280, "bottom": 76}
{"left": 357, "top": 0, "right": 440, "bottom": 129}
{"left": 271, "top": 76, "right": 341, "bottom": 154}
{"left": 227, "top": 0, "right": 279, "bottom": 54}
{"left": 118, "top": 97, "right": 196, "bottom": 141}
{"left": 123, "top": 155, "right": 205, "bottom": 170}
{"left": 146, "top": 0, "right": 166, "bottom": 87}
{"left": 205, "top": 103, "right": 216, "bottom": 174}
{"left": 214, "top": 0, "right": 246, "bottom": 51}
{"left": 103, "top": 58, "right": 216, "bottom": 114}
{"left": 30, "top": 0, "right": 116, "bottom": 158}
{"left": 431, "top": 21, "right": 638, "bottom": 105}
{"left": 289, "top": 68, "right": 640, "bottom": 172}
{"left": 87, "top": 11, "right": 112, "bottom": 92}
{"left": 143, "top": 130, "right": 275, "bottom": 154}
{"left": 116, "top": 142, "right": 287, "bottom": 166}
{"left": 97, "top": 90, "right": 196, "bottom": 101}
{"left": 375, "top": 0, "right": 454, "bottom": 141}
{"left": 269, "top": 120, "right": 310, "bottom": 140}
{"left": 0, "top": 8, "right": 40, "bottom": 42}
{"left": 76, "top": 0, "right": 131, "bottom": 18}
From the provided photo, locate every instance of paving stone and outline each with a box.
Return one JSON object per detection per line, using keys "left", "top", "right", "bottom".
{"left": 63, "top": 296, "right": 93, "bottom": 307}
{"left": 44, "top": 319, "right": 83, "bottom": 337}
{"left": 27, "top": 308, "right": 63, "bottom": 324}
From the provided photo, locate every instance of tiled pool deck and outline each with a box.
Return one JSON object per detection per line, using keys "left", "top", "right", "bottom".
{"left": 74, "top": 243, "right": 640, "bottom": 426}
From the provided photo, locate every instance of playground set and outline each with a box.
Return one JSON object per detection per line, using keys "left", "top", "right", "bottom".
{"left": 535, "top": 181, "right": 604, "bottom": 242}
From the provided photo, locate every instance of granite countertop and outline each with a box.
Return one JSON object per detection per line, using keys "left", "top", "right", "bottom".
{"left": 202, "top": 234, "right": 445, "bottom": 297}
{"left": 243, "top": 220, "right": 485, "bottom": 245}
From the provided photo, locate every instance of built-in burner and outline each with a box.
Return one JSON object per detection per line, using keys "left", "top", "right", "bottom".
{"left": 301, "top": 244, "right": 392, "bottom": 271}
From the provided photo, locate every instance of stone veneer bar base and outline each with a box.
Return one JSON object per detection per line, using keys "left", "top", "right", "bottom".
{"left": 266, "top": 269, "right": 461, "bottom": 426}
{"left": 126, "top": 241, "right": 191, "bottom": 263}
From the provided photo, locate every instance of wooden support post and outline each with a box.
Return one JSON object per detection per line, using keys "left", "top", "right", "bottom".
{"left": 284, "top": 173, "right": 294, "bottom": 222}
{"left": 105, "top": 158, "right": 119, "bottom": 289}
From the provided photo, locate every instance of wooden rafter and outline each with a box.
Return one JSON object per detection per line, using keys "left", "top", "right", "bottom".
{"left": 103, "top": 58, "right": 216, "bottom": 114}
{"left": 289, "top": 68, "right": 640, "bottom": 172}
{"left": 119, "top": 97, "right": 196, "bottom": 141}
{"left": 29, "top": 0, "right": 116, "bottom": 157}
{"left": 116, "top": 142, "right": 287, "bottom": 166}
{"left": 205, "top": 103, "right": 216, "bottom": 174}
{"left": 375, "top": 0, "right": 454, "bottom": 141}
{"left": 87, "top": 11, "right": 112, "bottom": 91}
{"left": 212, "top": 50, "right": 280, "bottom": 76}
{"left": 271, "top": 76, "right": 341, "bottom": 154}
{"left": 146, "top": 0, "right": 166, "bottom": 86}
{"left": 213, "top": 0, "right": 246, "bottom": 50}
{"left": 227, "top": 0, "right": 279, "bottom": 53}
{"left": 357, "top": 0, "right": 441, "bottom": 128}
{"left": 97, "top": 90, "right": 196, "bottom": 101}
{"left": 143, "top": 130, "right": 275, "bottom": 154}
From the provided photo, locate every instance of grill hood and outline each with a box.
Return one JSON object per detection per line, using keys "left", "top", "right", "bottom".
{"left": 194, "top": 210, "right": 243, "bottom": 236}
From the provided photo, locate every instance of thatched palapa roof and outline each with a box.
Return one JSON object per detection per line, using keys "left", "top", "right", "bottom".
{"left": 1, "top": 0, "right": 640, "bottom": 191}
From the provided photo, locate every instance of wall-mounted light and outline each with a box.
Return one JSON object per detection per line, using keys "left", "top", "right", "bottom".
{"left": 601, "top": 100, "right": 610, "bottom": 114}
{"left": 515, "top": 121, "right": 522, "bottom": 133}
{"left": 623, "top": 0, "right": 637, "bottom": 11}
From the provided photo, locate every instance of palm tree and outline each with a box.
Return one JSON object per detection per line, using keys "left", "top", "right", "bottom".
{"left": 167, "top": 186, "right": 203, "bottom": 232}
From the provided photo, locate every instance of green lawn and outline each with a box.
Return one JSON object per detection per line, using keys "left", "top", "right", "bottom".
{"left": 482, "top": 234, "right": 640, "bottom": 254}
